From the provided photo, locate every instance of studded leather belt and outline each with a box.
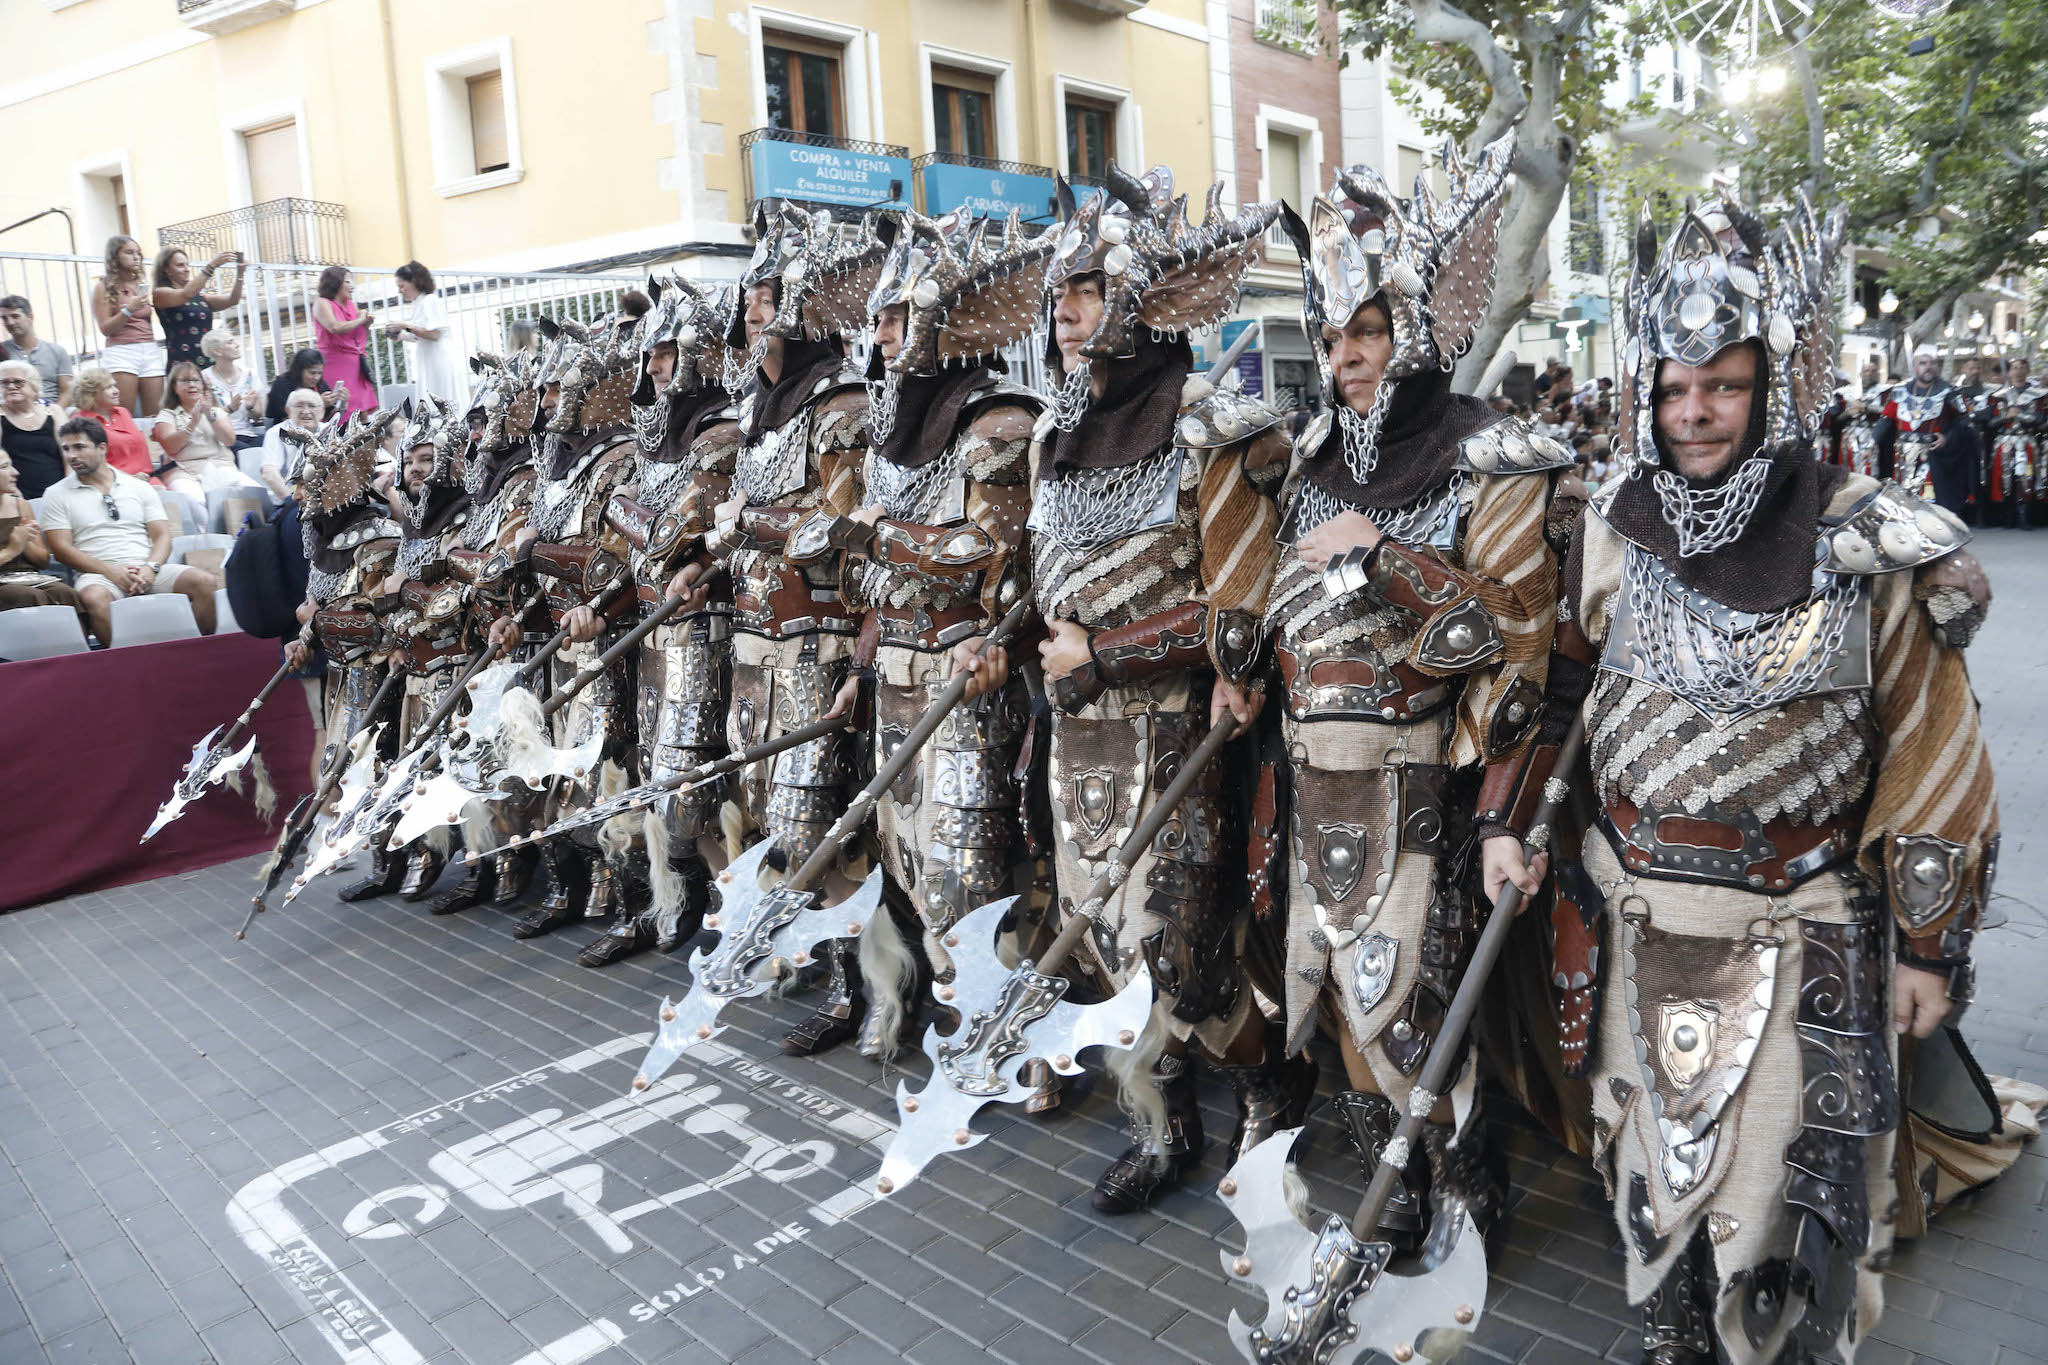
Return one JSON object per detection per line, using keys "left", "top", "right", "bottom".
{"left": 1600, "top": 798, "right": 1855, "bottom": 892}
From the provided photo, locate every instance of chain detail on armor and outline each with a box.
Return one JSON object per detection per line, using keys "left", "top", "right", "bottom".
{"left": 1621, "top": 544, "right": 1862, "bottom": 719}
{"left": 1032, "top": 445, "right": 1182, "bottom": 553}
{"left": 867, "top": 370, "right": 902, "bottom": 445}
{"left": 1650, "top": 456, "right": 1773, "bottom": 557}
{"left": 633, "top": 392, "right": 671, "bottom": 455}
{"left": 1337, "top": 380, "right": 1395, "bottom": 485}
{"left": 733, "top": 409, "right": 811, "bottom": 505}
{"left": 1049, "top": 360, "right": 1092, "bottom": 432}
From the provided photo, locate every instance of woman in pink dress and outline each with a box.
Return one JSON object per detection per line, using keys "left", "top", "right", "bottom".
{"left": 312, "top": 265, "right": 376, "bottom": 418}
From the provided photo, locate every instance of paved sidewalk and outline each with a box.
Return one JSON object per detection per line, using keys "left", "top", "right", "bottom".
{"left": 1, "top": 528, "right": 2044, "bottom": 1365}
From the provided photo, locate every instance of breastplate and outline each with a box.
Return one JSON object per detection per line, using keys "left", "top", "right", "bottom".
{"left": 1602, "top": 543, "right": 1872, "bottom": 723}
{"left": 733, "top": 410, "right": 810, "bottom": 505}
{"left": 528, "top": 445, "right": 610, "bottom": 543}
{"left": 1895, "top": 389, "right": 1946, "bottom": 431}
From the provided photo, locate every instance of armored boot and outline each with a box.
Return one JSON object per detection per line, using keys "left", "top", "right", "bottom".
{"left": 780, "top": 938, "right": 867, "bottom": 1056}
{"left": 398, "top": 843, "right": 446, "bottom": 902}
{"left": 338, "top": 830, "right": 404, "bottom": 902}
{"left": 584, "top": 859, "right": 619, "bottom": 923}
{"left": 1214, "top": 1031, "right": 1319, "bottom": 1167}
{"left": 1419, "top": 1119, "right": 1507, "bottom": 1269}
{"left": 1330, "top": 1090, "right": 1429, "bottom": 1255}
{"left": 514, "top": 841, "right": 585, "bottom": 938}
{"left": 1021, "top": 1059, "right": 1063, "bottom": 1115}
{"left": 489, "top": 847, "right": 535, "bottom": 906}
{"left": 1640, "top": 1229, "right": 1715, "bottom": 1365}
{"left": 428, "top": 857, "right": 495, "bottom": 917}
{"left": 579, "top": 863, "right": 656, "bottom": 968}
{"left": 1090, "top": 1054, "right": 1203, "bottom": 1214}
{"left": 659, "top": 853, "right": 714, "bottom": 952}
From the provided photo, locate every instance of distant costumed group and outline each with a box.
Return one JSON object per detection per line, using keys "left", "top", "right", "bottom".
{"left": 148, "top": 128, "right": 2042, "bottom": 1365}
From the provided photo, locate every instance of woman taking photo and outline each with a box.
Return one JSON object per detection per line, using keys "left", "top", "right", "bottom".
{"left": 69, "top": 367, "right": 155, "bottom": 477}
{"left": 384, "top": 261, "right": 465, "bottom": 407}
{"left": 0, "top": 359, "right": 64, "bottom": 498}
{"left": 313, "top": 266, "right": 374, "bottom": 419}
{"left": 201, "top": 329, "right": 266, "bottom": 449}
{"left": 91, "top": 235, "right": 164, "bottom": 418}
{"left": 154, "top": 362, "right": 246, "bottom": 498}
{"left": 153, "top": 247, "right": 243, "bottom": 370}
{"left": 265, "top": 347, "right": 342, "bottom": 425}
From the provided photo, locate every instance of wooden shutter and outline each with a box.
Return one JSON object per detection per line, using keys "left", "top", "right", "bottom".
{"left": 469, "top": 72, "right": 510, "bottom": 174}
{"left": 243, "top": 121, "right": 302, "bottom": 204}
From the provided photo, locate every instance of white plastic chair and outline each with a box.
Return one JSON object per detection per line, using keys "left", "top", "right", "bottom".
{"left": 0, "top": 605, "right": 91, "bottom": 661}
{"left": 108, "top": 593, "right": 200, "bottom": 646}
{"left": 170, "top": 533, "right": 235, "bottom": 566}
{"left": 213, "top": 587, "right": 242, "bottom": 634}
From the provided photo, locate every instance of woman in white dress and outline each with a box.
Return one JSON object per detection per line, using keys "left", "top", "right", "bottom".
{"left": 386, "top": 261, "right": 466, "bottom": 409}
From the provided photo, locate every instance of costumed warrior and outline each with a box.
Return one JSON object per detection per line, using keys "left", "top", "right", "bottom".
{"left": 1876, "top": 344, "right": 1978, "bottom": 516}
{"left": 1025, "top": 164, "right": 1295, "bottom": 1213}
{"left": 434, "top": 347, "right": 547, "bottom": 914}
{"left": 371, "top": 396, "right": 475, "bottom": 903}
{"left": 1489, "top": 196, "right": 2010, "bottom": 1365}
{"left": 696, "top": 203, "right": 876, "bottom": 1053}
{"left": 493, "top": 313, "right": 642, "bottom": 942}
{"left": 1264, "top": 133, "right": 1578, "bottom": 1253}
{"left": 1829, "top": 359, "right": 1886, "bottom": 478}
{"left": 1984, "top": 356, "right": 2044, "bottom": 529}
{"left": 578, "top": 276, "right": 743, "bottom": 967}
{"left": 790, "top": 209, "right": 1050, "bottom": 1060}
{"left": 283, "top": 412, "right": 407, "bottom": 899}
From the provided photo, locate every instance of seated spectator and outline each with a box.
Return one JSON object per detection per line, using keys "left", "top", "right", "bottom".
{"left": 40, "top": 417, "right": 218, "bottom": 644}
{"left": 201, "top": 330, "right": 266, "bottom": 450}
{"left": 155, "top": 361, "right": 251, "bottom": 497}
{"left": 0, "top": 296, "right": 74, "bottom": 406}
{"left": 266, "top": 348, "right": 344, "bottom": 425}
{"left": 0, "top": 360, "right": 65, "bottom": 498}
{"left": 249, "top": 388, "right": 323, "bottom": 499}
{"left": 0, "top": 450, "right": 80, "bottom": 614}
{"left": 67, "top": 368, "right": 153, "bottom": 477}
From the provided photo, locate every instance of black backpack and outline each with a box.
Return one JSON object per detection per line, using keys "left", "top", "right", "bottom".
{"left": 224, "top": 500, "right": 309, "bottom": 639}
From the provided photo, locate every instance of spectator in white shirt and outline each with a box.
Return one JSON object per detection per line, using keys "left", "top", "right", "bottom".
{"left": 41, "top": 416, "right": 219, "bottom": 644}
{"left": 249, "top": 388, "right": 323, "bottom": 499}
{"left": 201, "top": 330, "right": 267, "bottom": 448}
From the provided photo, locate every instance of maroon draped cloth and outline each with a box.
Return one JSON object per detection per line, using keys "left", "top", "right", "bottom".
{"left": 1, "top": 633, "right": 315, "bottom": 912}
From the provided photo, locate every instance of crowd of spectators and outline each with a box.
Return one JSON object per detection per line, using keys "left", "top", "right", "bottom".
{"left": 1486, "top": 356, "right": 1624, "bottom": 492}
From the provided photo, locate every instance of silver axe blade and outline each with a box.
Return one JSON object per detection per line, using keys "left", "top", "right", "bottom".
{"left": 142, "top": 725, "right": 259, "bottom": 843}
{"left": 630, "top": 837, "right": 886, "bottom": 1092}
{"left": 1218, "top": 1128, "right": 1487, "bottom": 1365}
{"left": 874, "top": 896, "right": 1153, "bottom": 1197}
{"left": 287, "top": 725, "right": 391, "bottom": 895}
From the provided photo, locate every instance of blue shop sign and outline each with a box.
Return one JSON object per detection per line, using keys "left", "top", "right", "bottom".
{"left": 921, "top": 162, "right": 1058, "bottom": 221}
{"left": 750, "top": 139, "right": 911, "bottom": 210}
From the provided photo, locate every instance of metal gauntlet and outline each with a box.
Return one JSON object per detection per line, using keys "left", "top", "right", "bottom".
{"left": 1052, "top": 601, "right": 1210, "bottom": 713}
{"left": 1324, "top": 540, "right": 1504, "bottom": 674}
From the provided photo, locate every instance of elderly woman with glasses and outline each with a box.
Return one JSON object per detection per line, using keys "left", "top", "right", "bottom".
{"left": 0, "top": 359, "right": 64, "bottom": 498}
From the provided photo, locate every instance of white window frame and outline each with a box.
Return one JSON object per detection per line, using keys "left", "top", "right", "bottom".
{"left": 220, "top": 97, "right": 314, "bottom": 207}
{"left": 70, "top": 150, "right": 135, "bottom": 254}
{"left": 1052, "top": 75, "right": 1139, "bottom": 178}
{"left": 1256, "top": 106, "right": 1322, "bottom": 258}
{"left": 747, "top": 7, "right": 880, "bottom": 143}
{"left": 918, "top": 45, "right": 1019, "bottom": 164}
{"left": 424, "top": 37, "right": 525, "bottom": 199}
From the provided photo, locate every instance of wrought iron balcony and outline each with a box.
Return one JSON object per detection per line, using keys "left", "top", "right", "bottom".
{"left": 157, "top": 198, "right": 350, "bottom": 268}
{"left": 176, "top": 0, "right": 294, "bottom": 36}
{"left": 1254, "top": 0, "right": 1320, "bottom": 54}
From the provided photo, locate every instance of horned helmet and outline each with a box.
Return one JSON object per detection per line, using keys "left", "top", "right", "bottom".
{"left": 633, "top": 273, "right": 737, "bottom": 405}
{"left": 1617, "top": 193, "right": 1844, "bottom": 471}
{"left": 725, "top": 201, "right": 887, "bottom": 357}
{"left": 396, "top": 393, "right": 466, "bottom": 493}
{"left": 1043, "top": 163, "right": 1278, "bottom": 362}
{"left": 868, "top": 208, "right": 1057, "bottom": 377}
{"left": 534, "top": 314, "right": 636, "bottom": 436}
{"left": 1279, "top": 129, "right": 1516, "bottom": 402}
{"left": 466, "top": 349, "right": 541, "bottom": 464}
{"left": 299, "top": 406, "right": 405, "bottom": 518}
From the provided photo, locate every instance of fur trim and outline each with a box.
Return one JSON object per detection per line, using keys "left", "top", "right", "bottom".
{"left": 857, "top": 899, "right": 918, "bottom": 1062}
{"left": 1104, "top": 1005, "right": 1171, "bottom": 1166}
{"left": 719, "top": 800, "right": 746, "bottom": 862}
{"left": 495, "top": 686, "right": 552, "bottom": 780}
{"left": 461, "top": 801, "right": 497, "bottom": 864}
{"left": 595, "top": 761, "right": 637, "bottom": 860}
{"left": 645, "top": 809, "right": 685, "bottom": 941}
{"left": 248, "top": 749, "right": 278, "bottom": 826}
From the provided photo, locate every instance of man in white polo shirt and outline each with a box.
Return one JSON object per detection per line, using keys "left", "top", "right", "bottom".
{"left": 41, "top": 416, "right": 218, "bottom": 645}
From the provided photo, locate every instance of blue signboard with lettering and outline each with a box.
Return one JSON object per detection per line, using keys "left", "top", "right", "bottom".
{"left": 920, "top": 162, "right": 1058, "bottom": 221}
{"left": 749, "top": 139, "right": 911, "bottom": 210}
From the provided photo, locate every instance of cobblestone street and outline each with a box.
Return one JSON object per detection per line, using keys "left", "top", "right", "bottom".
{"left": 1, "top": 528, "right": 2044, "bottom": 1365}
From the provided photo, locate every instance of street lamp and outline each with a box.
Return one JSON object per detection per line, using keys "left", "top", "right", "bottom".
{"left": 1848, "top": 302, "right": 1867, "bottom": 327}
{"left": 1722, "top": 70, "right": 1753, "bottom": 102}
{"left": 1879, "top": 289, "right": 1899, "bottom": 315}
{"left": 1968, "top": 309, "right": 1986, "bottom": 332}
{"left": 1757, "top": 66, "right": 1788, "bottom": 95}
{"left": 1943, "top": 324, "right": 1955, "bottom": 339}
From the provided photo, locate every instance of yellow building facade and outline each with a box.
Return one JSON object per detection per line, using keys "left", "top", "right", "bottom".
{"left": 1, "top": 0, "right": 1222, "bottom": 277}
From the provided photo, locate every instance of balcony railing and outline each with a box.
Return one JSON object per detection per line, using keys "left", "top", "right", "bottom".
{"left": 912, "top": 151, "right": 1060, "bottom": 221}
{"left": 1255, "top": 0, "right": 1320, "bottom": 55}
{"left": 176, "top": 0, "right": 294, "bottom": 36}
{"left": 158, "top": 198, "right": 350, "bottom": 268}
{"left": 741, "top": 128, "right": 911, "bottom": 219}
